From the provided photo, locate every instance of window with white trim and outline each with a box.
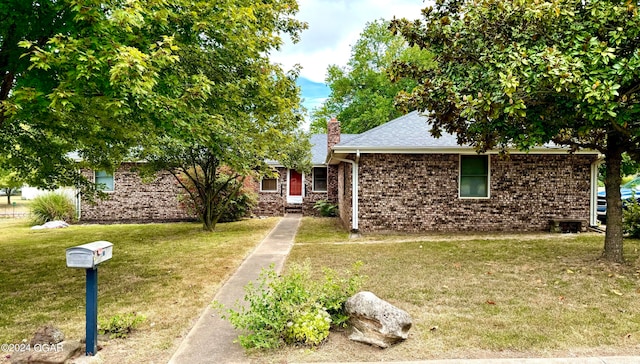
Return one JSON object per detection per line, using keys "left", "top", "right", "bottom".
{"left": 313, "top": 167, "right": 327, "bottom": 192}
{"left": 459, "top": 155, "right": 489, "bottom": 198}
{"left": 95, "top": 170, "right": 114, "bottom": 192}
{"left": 261, "top": 177, "right": 278, "bottom": 192}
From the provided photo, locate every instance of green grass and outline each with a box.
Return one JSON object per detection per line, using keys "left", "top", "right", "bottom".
{"left": 0, "top": 217, "right": 280, "bottom": 363}
{"left": 259, "top": 217, "right": 640, "bottom": 362}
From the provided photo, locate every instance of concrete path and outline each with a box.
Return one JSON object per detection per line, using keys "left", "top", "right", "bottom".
{"left": 168, "top": 214, "right": 301, "bottom": 364}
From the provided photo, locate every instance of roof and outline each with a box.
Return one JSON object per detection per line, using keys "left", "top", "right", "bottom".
{"left": 334, "top": 110, "right": 458, "bottom": 149}
{"left": 329, "top": 110, "right": 599, "bottom": 163}
{"left": 267, "top": 133, "right": 358, "bottom": 167}
{"left": 310, "top": 133, "right": 358, "bottom": 165}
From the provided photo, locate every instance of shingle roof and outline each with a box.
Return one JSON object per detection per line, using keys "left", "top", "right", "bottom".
{"left": 334, "top": 110, "right": 460, "bottom": 149}
{"left": 311, "top": 133, "right": 358, "bottom": 165}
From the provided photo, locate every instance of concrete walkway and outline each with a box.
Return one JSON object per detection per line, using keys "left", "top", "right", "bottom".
{"left": 168, "top": 214, "right": 301, "bottom": 364}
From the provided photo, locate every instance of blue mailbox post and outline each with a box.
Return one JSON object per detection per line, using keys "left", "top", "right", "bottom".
{"left": 66, "top": 241, "right": 113, "bottom": 356}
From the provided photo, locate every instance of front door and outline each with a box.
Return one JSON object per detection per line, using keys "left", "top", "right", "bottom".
{"left": 287, "top": 170, "right": 303, "bottom": 204}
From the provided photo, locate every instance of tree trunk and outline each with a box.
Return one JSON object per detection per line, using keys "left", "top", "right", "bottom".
{"left": 603, "top": 134, "right": 625, "bottom": 263}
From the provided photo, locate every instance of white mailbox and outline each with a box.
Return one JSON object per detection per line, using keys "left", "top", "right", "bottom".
{"left": 66, "top": 241, "right": 113, "bottom": 269}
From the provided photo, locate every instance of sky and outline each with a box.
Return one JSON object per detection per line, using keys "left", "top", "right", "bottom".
{"left": 271, "top": 0, "right": 430, "bottom": 122}
{"left": 273, "top": 0, "right": 429, "bottom": 84}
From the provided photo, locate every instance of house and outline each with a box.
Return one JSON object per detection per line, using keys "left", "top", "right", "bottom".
{"left": 254, "top": 133, "right": 355, "bottom": 216}
{"left": 257, "top": 111, "right": 601, "bottom": 233}
{"left": 78, "top": 163, "right": 196, "bottom": 223}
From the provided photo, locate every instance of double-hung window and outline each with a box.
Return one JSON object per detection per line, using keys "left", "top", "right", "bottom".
{"left": 261, "top": 177, "right": 278, "bottom": 192}
{"left": 459, "top": 155, "right": 489, "bottom": 198}
{"left": 95, "top": 170, "right": 114, "bottom": 192}
{"left": 313, "top": 167, "right": 327, "bottom": 192}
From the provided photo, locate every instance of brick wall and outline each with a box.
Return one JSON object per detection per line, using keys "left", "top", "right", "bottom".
{"left": 353, "top": 153, "right": 597, "bottom": 233}
{"left": 80, "top": 163, "right": 196, "bottom": 223}
{"left": 255, "top": 167, "right": 287, "bottom": 216}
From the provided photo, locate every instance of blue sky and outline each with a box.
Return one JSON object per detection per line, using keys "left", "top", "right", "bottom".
{"left": 273, "top": 0, "right": 430, "bottom": 126}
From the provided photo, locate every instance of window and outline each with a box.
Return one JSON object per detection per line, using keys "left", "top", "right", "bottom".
{"left": 313, "top": 167, "right": 327, "bottom": 192}
{"left": 261, "top": 177, "right": 277, "bottom": 192}
{"left": 95, "top": 170, "right": 114, "bottom": 192}
{"left": 459, "top": 155, "right": 489, "bottom": 198}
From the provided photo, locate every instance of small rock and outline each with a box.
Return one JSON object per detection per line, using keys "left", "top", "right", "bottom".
{"left": 30, "top": 325, "right": 65, "bottom": 345}
{"left": 344, "top": 291, "right": 412, "bottom": 348}
{"left": 30, "top": 221, "right": 69, "bottom": 230}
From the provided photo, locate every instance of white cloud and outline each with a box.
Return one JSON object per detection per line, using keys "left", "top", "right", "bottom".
{"left": 272, "top": 0, "right": 430, "bottom": 83}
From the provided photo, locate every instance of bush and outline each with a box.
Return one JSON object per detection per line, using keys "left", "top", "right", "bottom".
{"left": 313, "top": 200, "right": 338, "bottom": 217}
{"left": 623, "top": 197, "right": 640, "bottom": 238}
{"left": 29, "top": 192, "right": 76, "bottom": 225}
{"left": 98, "top": 312, "right": 146, "bottom": 339}
{"left": 215, "top": 261, "right": 364, "bottom": 349}
{"left": 177, "top": 170, "right": 257, "bottom": 223}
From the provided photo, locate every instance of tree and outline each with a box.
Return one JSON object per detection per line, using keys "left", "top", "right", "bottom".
{"left": 391, "top": 0, "right": 640, "bottom": 262}
{"left": 3, "top": 0, "right": 307, "bottom": 229}
{"left": 2, "top": 0, "right": 306, "bottom": 197}
{"left": 309, "top": 20, "right": 431, "bottom": 134}
{"left": 0, "top": 166, "right": 23, "bottom": 205}
{"left": 129, "top": 1, "right": 308, "bottom": 231}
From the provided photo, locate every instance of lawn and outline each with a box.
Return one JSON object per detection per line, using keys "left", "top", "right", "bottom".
{"left": 256, "top": 217, "right": 640, "bottom": 362}
{"left": 0, "top": 217, "right": 280, "bottom": 363}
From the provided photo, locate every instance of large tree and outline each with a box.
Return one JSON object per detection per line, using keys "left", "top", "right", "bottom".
{"left": 2, "top": 0, "right": 306, "bottom": 202}
{"left": 310, "top": 20, "right": 431, "bottom": 134}
{"left": 391, "top": 0, "right": 640, "bottom": 262}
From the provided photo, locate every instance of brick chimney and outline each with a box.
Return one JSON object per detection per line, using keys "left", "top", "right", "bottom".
{"left": 327, "top": 117, "right": 341, "bottom": 154}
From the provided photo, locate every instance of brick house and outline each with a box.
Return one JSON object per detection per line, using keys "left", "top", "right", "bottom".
{"left": 78, "top": 163, "right": 196, "bottom": 223}
{"left": 257, "top": 111, "right": 602, "bottom": 233}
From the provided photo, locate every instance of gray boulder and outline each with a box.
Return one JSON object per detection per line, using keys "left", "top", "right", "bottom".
{"left": 344, "top": 291, "right": 412, "bottom": 348}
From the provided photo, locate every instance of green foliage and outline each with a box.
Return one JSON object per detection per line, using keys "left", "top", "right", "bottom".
{"left": 176, "top": 168, "right": 257, "bottom": 227}
{"left": 216, "top": 261, "right": 364, "bottom": 349}
{"left": 98, "top": 313, "right": 146, "bottom": 339}
{"left": 2, "top": 0, "right": 307, "bottom": 200}
{"left": 29, "top": 193, "right": 76, "bottom": 225}
{"left": 0, "top": 165, "right": 24, "bottom": 205}
{"left": 310, "top": 20, "right": 432, "bottom": 134}
{"left": 623, "top": 195, "right": 640, "bottom": 238}
{"left": 284, "top": 304, "right": 331, "bottom": 346}
{"left": 313, "top": 200, "right": 338, "bottom": 217}
{"left": 390, "top": 0, "right": 640, "bottom": 262}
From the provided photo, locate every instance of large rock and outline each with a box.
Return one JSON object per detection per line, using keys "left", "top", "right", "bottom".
{"left": 10, "top": 341, "right": 82, "bottom": 364}
{"left": 344, "top": 291, "right": 412, "bottom": 348}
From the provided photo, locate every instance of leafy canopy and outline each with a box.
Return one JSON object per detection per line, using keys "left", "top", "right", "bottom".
{"left": 2, "top": 0, "right": 307, "bottom": 196}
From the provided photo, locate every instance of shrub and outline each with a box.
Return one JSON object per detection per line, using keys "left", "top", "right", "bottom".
{"left": 177, "top": 169, "right": 257, "bottom": 223}
{"left": 623, "top": 197, "right": 640, "bottom": 238}
{"left": 313, "top": 200, "right": 338, "bottom": 217}
{"left": 98, "top": 312, "right": 146, "bottom": 339}
{"left": 29, "top": 192, "right": 76, "bottom": 225}
{"left": 216, "top": 261, "right": 364, "bottom": 349}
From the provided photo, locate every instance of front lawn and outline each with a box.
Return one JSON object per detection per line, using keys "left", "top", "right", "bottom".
{"left": 0, "top": 217, "right": 279, "bottom": 363}
{"left": 259, "top": 217, "right": 640, "bottom": 362}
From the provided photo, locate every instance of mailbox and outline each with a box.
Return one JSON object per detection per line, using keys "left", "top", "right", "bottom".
{"left": 66, "top": 240, "right": 113, "bottom": 356}
{"left": 66, "top": 241, "right": 113, "bottom": 269}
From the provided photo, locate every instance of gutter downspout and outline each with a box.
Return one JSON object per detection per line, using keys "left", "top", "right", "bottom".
{"left": 590, "top": 155, "right": 605, "bottom": 227}
{"left": 334, "top": 150, "right": 360, "bottom": 232}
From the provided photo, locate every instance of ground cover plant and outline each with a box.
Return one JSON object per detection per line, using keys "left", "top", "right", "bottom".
{"left": 254, "top": 217, "right": 640, "bottom": 362}
{"left": 0, "top": 217, "right": 279, "bottom": 364}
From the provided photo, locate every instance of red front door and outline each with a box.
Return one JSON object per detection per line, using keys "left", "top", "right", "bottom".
{"left": 289, "top": 170, "right": 302, "bottom": 196}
